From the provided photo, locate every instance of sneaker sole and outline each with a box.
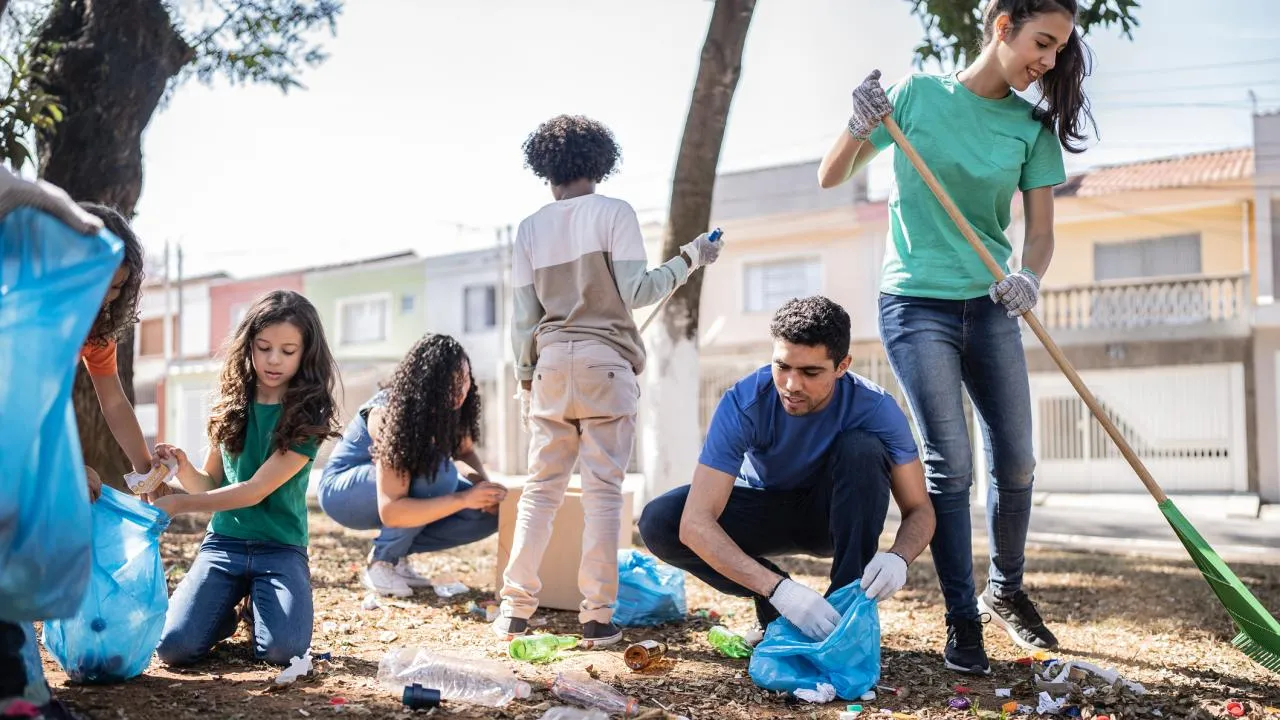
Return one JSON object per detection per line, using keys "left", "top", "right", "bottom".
{"left": 579, "top": 631, "right": 623, "bottom": 649}
{"left": 977, "top": 595, "right": 1057, "bottom": 652}
{"left": 491, "top": 621, "right": 529, "bottom": 641}
{"left": 944, "top": 657, "right": 992, "bottom": 676}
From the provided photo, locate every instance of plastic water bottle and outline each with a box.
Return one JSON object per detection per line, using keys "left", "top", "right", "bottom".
{"left": 551, "top": 673, "right": 640, "bottom": 717}
{"left": 541, "top": 707, "right": 610, "bottom": 720}
{"left": 508, "top": 633, "right": 578, "bottom": 663}
{"left": 707, "top": 626, "right": 753, "bottom": 658}
{"left": 377, "top": 648, "right": 532, "bottom": 707}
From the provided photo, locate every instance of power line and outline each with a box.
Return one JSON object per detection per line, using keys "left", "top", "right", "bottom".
{"left": 1102, "top": 56, "right": 1280, "bottom": 78}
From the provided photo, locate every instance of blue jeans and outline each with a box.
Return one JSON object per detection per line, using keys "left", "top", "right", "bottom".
{"left": 157, "top": 533, "right": 313, "bottom": 666}
{"left": 878, "top": 293, "right": 1036, "bottom": 622}
{"left": 316, "top": 464, "right": 498, "bottom": 563}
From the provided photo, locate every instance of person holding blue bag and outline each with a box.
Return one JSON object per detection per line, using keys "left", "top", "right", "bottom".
{"left": 639, "top": 296, "right": 935, "bottom": 644}
{"left": 0, "top": 169, "right": 121, "bottom": 719}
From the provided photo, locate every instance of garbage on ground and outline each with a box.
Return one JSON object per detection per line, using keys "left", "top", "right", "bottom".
{"left": 401, "top": 684, "right": 441, "bottom": 710}
{"left": 1002, "top": 701, "right": 1019, "bottom": 714}
{"left": 274, "top": 652, "right": 313, "bottom": 686}
{"left": 42, "top": 487, "right": 171, "bottom": 684}
{"left": 860, "top": 690, "right": 876, "bottom": 701}
{"left": 361, "top": 594, "right": 380, "bottom": 611}
{"left": 624, "top": 640, "right": 667, "bottom": 670}
{"left": 551, "top": 672, "right": 639, "bottom": 717}
{"left": 707, "top": 625, "right": 753, "bottom": 658}
{"left": 509, "top": 634, "right": 578, "bottom": 663}
{"left": 793, "top": 682, "right": 836, "bottom": 703}
{"left": 953, "top": 685, "right": 970, "bottom": 694}
{"left": 431, "top": 575, "right": 469, "bottom": 598}
{"left": 541, "top": 707, "right": 610, "bottom": 720}
{"left": 948, "top": 696, "right": 971, "bottom": 710}
{"left": 838, "top": 710, "right": 862, "bottom": 720}
{"left": 1037, "top": 691, "right": 1067, "bottom": 715}
{"left": 377, "top": 647, "right": 531, "bottom": 708}
{"left": 1044, "top": 660, "right": 1147, "bottom": 696}
{"left": 1226, "top": 701, "right": 1246, "bottom": 718}
{"left": 996, "top": 688, "right": 1012, "bottom": 698}
{"left": 877, "top": 685, "right": 907, "bottom": 698}
{"left": 742, "top": 626, "right": 764, "bottom": 647}
{"left": 747, "top": 581, "right": 879, "bottom": 701}
{"left": 613, "top": 549, "right": 687, "bottom": 627}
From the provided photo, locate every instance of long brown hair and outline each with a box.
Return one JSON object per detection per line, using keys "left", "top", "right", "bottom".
{"left": 982, "top": 0, "right": 1096, "bottom": 153}
{"left": 208, "top": 290, "right": 340, "bottom": 456}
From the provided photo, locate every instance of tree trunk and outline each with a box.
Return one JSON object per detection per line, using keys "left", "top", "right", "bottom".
{"left": 34, "top": 0, "right": 192, "bottom": 489}
{"left": 639, "top": 0, "right": 755, "bottom": 508}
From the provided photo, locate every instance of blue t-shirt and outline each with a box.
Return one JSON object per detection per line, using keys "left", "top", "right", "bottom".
{"left": 698, "top": 366, "right": 919, "bottom": 491}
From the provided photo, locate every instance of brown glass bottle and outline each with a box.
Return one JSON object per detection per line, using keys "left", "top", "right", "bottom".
{"left": 624, "top": 640, "right": 668, "bottom": 670}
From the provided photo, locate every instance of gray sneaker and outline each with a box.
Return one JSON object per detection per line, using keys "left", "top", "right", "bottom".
{"left": 491, "top": 615, "right": 529, "bottom": 640}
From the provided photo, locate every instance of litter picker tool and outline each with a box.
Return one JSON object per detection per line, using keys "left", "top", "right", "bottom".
{"left": 882, "top": 114, "right": 1280, "bottom": 674}
{"left": 639, "top": 227, "right": 723, "bottom": 334}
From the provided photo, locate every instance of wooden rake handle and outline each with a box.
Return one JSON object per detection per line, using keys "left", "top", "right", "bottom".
{"left": 881, "top": 115, "right": 1168, "bottom": 504}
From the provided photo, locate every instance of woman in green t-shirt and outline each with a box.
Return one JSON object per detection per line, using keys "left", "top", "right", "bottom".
{"left": 149, "top": 290, "right": 340, "bottom": 666}
{"left": 818, "top": 0, "right": 1094, "bottom": 676}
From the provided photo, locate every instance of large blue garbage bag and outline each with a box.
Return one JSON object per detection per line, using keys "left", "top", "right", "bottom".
{"left": 613, "top": 549, "right": 686, "bottom": 627}
{"left": 748, "top": 581, "right": 881, "bottom": 700}
{"left": 43, "top": 486, "right": 170, "bottom": 683}
{"left": 0, "top": 206, "right": 123, "bottom": 622}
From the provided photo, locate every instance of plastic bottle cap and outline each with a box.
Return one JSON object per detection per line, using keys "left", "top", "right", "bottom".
{"left": 514, "top": 681, "right": 532, "bottom": 699}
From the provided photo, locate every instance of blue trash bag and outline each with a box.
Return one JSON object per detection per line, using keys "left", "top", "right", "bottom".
{"left": 43, "top": 486, "right": 171, "bottom": 683}
{"left": 748, "top": 581, "right": 881, "bottom": 700}
{"left": 613, "top": 549, "right": 687, "bottom": 627}
{"left": 0, "top": 206, "right": 123, "bottom": 622}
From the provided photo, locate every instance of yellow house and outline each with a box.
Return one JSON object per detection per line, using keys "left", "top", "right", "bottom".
{"left": 662, "top": 133, "right": 1279, "bottom": 506}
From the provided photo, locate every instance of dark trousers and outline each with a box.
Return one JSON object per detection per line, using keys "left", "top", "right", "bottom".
{"left": 638, "top": 430, "right": 893, "bottom": 603}
{"left": 0, "top": 620, "right": 26, "bottom": 696}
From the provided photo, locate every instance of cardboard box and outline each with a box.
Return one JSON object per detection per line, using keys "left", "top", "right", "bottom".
{"left": 494, "top": 481, "right": 634, "bottom": 612}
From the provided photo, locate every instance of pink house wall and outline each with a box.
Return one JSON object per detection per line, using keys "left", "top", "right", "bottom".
{"left": 208, "top": 273, "right": 305, "bottom": 355}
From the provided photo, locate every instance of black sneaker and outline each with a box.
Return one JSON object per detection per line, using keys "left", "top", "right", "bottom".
{"left": 978, "top": 588, "right": 1059, "bottom": 651}
{"left": 491, "top": 615, "right": 528, "bottom": 640}
{"left": 944, "top": 617, "right": 991, "bottom": 675}
{"left": 580, "top": 621, "right": 623, "bottom": 649}
{"left": 754, "top": 595, "right": 781, "bottom": 630}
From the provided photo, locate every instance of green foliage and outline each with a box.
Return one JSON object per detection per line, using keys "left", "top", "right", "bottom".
{"left": 906, "top": 0, "right": 1140, "bottom": 69}
{"left": 0, "top": 4, "right": 57, "bottom": 170}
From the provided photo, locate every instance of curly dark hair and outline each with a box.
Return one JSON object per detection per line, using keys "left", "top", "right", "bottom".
{"left": 81, "top": 203, "right": 144, "bottom": 347}
{"left": 521, "top": 114, "right": 622, "bottom": 186}
{"left": 373, "top": 333, "right": 481, "bottom": 482}
{"left": 208, "top": 290, "right": 341, "bottom": 456}
{"left": 769, "top": 296, "right": 851, "bottom": 365}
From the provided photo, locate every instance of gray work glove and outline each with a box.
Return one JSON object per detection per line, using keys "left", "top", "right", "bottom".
{"left": 848, "top": 69, "right": 894, "bottom": 141}
{"left": 680, "top": 231, "right": 722, "bottom": 271}
{"left": 988, "top": 269, "right": 1041, "bottom": 317}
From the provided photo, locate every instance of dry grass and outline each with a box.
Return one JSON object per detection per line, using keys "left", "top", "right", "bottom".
{"left": 39, "top": 508, "right": 1280, "bottom": 720}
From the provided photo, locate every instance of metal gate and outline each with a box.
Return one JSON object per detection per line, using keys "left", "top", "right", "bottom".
{"left": 1028, "top": 363, "right": 1247, "bottom": 493}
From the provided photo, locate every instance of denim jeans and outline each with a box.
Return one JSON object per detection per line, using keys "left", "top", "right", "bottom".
{"left": 638, "top": 430, "right": 893, "bottom": 600}
{"left": 878, "top": 293, "right": 1036, "bottom": 621}
{"left": 317, "top": 464, "right": 498, "bottom": 563}
{"left": 157, "top": 533, "right": 313, "bottom": 666}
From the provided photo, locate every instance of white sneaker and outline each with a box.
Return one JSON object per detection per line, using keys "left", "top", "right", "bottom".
{"left": 363, "top": 561, "right": 412, "bottom": 598}
{"left": 393, "top": 557, "right": 433, "bottom": 588}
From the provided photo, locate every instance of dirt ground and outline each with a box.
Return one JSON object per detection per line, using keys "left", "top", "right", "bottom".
{"left": 38, "top": 507, "right": 1280, "bottom": 720}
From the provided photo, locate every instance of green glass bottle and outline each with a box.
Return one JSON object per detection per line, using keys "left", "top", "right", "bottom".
{"left": 707, "top": 626, "right": 753, "bottom": 658}
{"left": 508, "top": 634, "right": 579, "bottom": 663}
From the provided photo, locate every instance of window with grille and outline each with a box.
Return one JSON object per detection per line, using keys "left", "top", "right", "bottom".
{"left": 743, "top": 258, "right": 822, "bottom": 313}
{"left": 464, "top": 284, "right": 497, "bottom": 333}
{"left": 338, "top": 294, "right": 390, "bottom": 345}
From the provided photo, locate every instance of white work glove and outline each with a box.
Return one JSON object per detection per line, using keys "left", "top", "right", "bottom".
{"left": 680, "top": 231, "right": 722, "bottom": 271}
{"left": 860, "top": 551, "right": 908, "bottom": 602}
{"left": 0, "top": 166, "right": 102, "bottom": 234}
{"left": 988, "top": 268, "right": 1040, "bottom": 317}
{"left": 514, "top": 386, "right": 531, "bottom": 432}
{"left": 768, "top": 578, "right": 841, "bottom": 641}
{"left": 847, "top": 69, "right": 893, "bottom": 140}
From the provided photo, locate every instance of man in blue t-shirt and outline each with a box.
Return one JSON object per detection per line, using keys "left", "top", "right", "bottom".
{"left": 639, "top": 296, "right": 935, "bottom": 641}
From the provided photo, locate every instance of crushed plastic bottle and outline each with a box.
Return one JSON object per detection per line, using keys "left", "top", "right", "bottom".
{"left": 707, "top": 625, "right": 752, "bottom": 658}
{"left": 551, "top": 672, "right": 640, "bottom": 717}
{"left": 541, "top": 707, "right": 610, "bottom": 720}
{"left": 377, "top": 647, "right": 531, "bottom": 708}
{"left": 509, "top": 634, "right": 578, "bottom": 663}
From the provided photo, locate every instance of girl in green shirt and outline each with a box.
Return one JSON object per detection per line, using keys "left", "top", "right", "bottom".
{"left": 150, "top": 290, "right": 340, "bottom": 666}
{"left": 819, "top": 0, "right": 1093, "bottom": 676}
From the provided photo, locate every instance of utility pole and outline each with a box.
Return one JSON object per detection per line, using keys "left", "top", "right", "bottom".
{"left": 175, "top": 242, "right": 184, "bottom": 363}
{"left": 496, "top": 224, "right": 514, "bottom": 474}
{"left": 163, "top": 240, "right": 173, "bottom": 362}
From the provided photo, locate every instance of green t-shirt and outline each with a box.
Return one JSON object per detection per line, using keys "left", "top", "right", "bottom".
{"left": 868, "top": 72, "right": 1067, "bottom": 300}
{"left": 208, "top": 402, "right": 320, "bottom": 548}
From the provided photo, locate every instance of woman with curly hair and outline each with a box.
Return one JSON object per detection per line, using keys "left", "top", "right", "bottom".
{"left": 315, "top": 333, "right": 507, "bottom": 598}
{"left": 150, "top": 290, "right": 340, "bottom": 666}
{"left": 495, "top": 114, "right": 721, "bottom": 647}
{"left": 77, "top": 202, "right": 156, "bottom": 502}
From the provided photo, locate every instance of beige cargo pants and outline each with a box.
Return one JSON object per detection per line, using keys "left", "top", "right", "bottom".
{"left": 499, "top": 339, "right": 638, "bottom": 624}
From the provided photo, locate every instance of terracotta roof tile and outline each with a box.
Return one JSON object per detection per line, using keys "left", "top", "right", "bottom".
{"left": 1056, "top": 147, "right": 1254, "bottom": 197}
